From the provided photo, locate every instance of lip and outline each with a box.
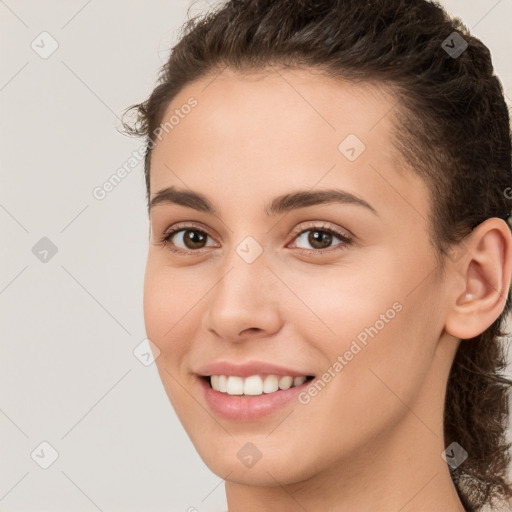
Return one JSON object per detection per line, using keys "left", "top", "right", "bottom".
{"left": 197, "top": 375, "right": 313, "bottom": 421}
{"left": 195, "top": 360, "right": 315, "bottom": 421}
{"left": 196, "top": 360, "right": 312, "bottom": 379}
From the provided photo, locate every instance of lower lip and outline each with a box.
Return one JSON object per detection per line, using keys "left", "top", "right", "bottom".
{"left": 198, "top": 377, "right": 312, "bottom": 421}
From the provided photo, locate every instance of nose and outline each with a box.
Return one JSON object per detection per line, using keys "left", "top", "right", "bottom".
{"left": 203, "top": 246, "right": 283, "bottom": 342}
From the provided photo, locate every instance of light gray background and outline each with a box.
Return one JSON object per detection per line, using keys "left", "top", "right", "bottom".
{"left": 1, "top": 1, "right": 511, "bottom": 511}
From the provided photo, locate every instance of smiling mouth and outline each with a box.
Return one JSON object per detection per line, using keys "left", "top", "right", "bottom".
{"left": 201, "top": 374, "right": 315, "bottom": 396}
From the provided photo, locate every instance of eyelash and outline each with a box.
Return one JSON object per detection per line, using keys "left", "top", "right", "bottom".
{"left": 157, "top": 222, "right": 353, "bottom": 257}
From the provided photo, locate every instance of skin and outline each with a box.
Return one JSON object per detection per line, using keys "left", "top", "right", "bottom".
{"left": 143, "top": 67, "right": 512, "bottom": 512}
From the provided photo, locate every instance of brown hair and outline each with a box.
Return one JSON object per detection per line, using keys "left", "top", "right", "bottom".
{"left": 122, "top": 0, "right": 512, "bottom": 510}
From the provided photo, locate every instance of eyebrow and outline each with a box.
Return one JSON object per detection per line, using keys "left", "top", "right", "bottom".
{"left": 149, "top": 186, "right": 378, "bottom": 217}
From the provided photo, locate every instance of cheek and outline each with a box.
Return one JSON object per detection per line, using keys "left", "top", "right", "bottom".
{"left": 142, "top": 260, "right": 199, "bottom": 369}
{"left": 143, "top": 263, "right": 201, "bottom": 414}
{"left": 278, "top": 260, "right": 400, "bottom": 347}
{"left": 287, "top": 297, "right": 435, "bottom": 470}
{"left": 287, "top": 260, "right": 437, "bottom": 407}
{"left": 143, "top": 265, "right": 171, "bottom": 344}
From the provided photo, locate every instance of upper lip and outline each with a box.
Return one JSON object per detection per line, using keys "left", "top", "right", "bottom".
{"left": 196, "top": 360, "right": 313, "bottom": 378}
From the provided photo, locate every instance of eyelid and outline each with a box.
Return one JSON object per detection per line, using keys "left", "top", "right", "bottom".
{"left": 160, "top": 220, "right": 215, "bottom": 240}
{"left": 288, "top": 221, "right": 353, "bottom": 241}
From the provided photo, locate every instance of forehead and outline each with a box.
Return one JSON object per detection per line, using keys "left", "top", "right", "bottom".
{"left": 152, "top": 67, "right": 400, "bottom": 167}
{"left": 160, "top": 66, "right": 399, "bottom": 142}
{"left": 149, "top": 67, "right": 429, "bottom": 226}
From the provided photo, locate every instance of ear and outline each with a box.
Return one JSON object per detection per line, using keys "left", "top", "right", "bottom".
{"left": 444, "top": 217, "right": 512, "bottom": 340}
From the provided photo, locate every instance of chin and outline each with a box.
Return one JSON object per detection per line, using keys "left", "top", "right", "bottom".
{"left": 190, "top": 434, "right": 314, "bottom": 486}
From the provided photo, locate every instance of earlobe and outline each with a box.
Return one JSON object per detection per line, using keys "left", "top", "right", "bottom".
{"left": 445, "top": 218, "right": 512, "bottom": 341}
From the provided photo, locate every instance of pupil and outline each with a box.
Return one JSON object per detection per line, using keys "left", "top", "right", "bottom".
{"left": 309, "top": 230, "right": 332, "bottom": 249}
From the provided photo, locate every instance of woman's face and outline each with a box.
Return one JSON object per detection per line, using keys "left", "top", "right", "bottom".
{"left": 144, "top": 68, "right": 455, "bottom": 486}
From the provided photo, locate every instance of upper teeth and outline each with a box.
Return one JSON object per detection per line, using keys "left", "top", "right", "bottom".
{"left": 210, "top": 375, "right": 308, "bottom": 396}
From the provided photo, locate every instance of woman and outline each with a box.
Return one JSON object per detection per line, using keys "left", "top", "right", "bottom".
{"left": 123, "top": 0, "right": 512, "bottom": 510}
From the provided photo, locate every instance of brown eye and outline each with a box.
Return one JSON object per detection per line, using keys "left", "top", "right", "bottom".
{"left": 292, "top": 227, "right": 351, "bottom": 252}
{"left": 161, "top": 227, "right": 217, "bottom": 253}
{"left": 307, "top": 230, "right": 333, "bottom": 249}
{"left": 180, "top": 229, "right": 208, "bottom": 249}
